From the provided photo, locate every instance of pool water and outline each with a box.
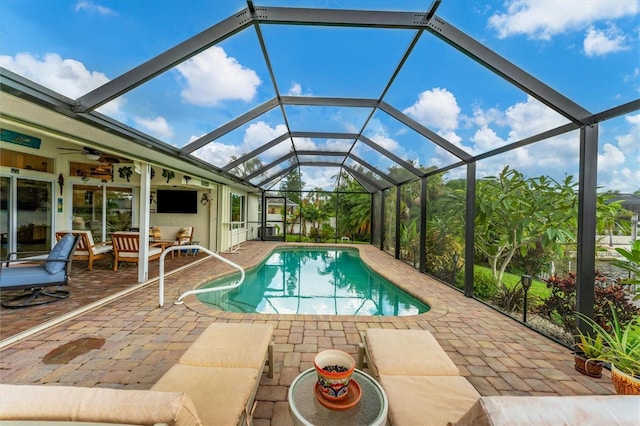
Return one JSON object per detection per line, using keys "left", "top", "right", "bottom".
{"left": 196, "top": 247, "right": 430, "bottom": 316}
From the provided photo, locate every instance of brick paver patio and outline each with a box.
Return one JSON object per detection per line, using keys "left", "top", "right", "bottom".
{"left": 0, "top": 242, "right": 615, "bottom": 425}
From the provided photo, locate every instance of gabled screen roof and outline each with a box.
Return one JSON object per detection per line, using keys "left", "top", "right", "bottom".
{"left": 1, "top": 1, "right": 638, "bottom": 193}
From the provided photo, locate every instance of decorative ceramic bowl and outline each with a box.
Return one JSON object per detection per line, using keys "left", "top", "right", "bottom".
{"left": 314, "top": 349, "right": 355, "bottom": 401}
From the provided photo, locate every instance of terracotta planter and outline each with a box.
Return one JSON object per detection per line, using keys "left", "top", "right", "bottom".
{"left": 611, "top": 365, "right": 640, "bottom": 395}
{"left": 573, "top": 352, "right": 603, "bottom": 378}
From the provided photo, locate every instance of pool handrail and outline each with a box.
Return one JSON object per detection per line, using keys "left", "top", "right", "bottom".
{"left": 158, "top": 244, "right": 245, "bottom": 307}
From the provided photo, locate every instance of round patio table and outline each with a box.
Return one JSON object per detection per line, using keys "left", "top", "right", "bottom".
{"left": 288, "top": 368, "right": 388, "bottom": 426}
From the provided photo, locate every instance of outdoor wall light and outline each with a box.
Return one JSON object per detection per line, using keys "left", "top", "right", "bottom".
{"left": 521, "top": 274, "right": 533, "bottom": 323}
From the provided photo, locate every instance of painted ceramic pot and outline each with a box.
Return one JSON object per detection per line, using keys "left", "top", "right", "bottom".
{"left": 314, "top": 349, "right": 355, "bottom": 401}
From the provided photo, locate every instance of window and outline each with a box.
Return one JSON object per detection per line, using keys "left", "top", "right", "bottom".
{"left": 231, "top": 193, "right": 245, "bottom": 224}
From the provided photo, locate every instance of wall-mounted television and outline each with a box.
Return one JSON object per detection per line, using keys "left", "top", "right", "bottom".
{"left": 156, "top": 190, "right": 198, "bottom": 214}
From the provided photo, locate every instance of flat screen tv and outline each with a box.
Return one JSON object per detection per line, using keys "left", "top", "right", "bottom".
{"left": 156, "top": 190, "right": 198, "bottom": 214}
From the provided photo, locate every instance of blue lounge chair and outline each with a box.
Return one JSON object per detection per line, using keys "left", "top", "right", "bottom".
{"left": 0, "top": 233, "right": 80, "bottom": 308}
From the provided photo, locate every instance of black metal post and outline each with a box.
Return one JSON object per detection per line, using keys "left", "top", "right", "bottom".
{"left": 576, "top": 125, "right": 598, "bottom": 335}
{"left": 395, "top": 185, "right": 401, "bottom": 259}
{"left": 419, "top": 177, "right": 427, "bottom": 273}
{"left": 464, "top": 163, "right": 476, "bottom": 297}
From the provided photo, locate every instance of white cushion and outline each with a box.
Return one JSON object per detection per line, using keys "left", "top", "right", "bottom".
{"left": 365, "top": 328, "right": 460, "bottom": 376}
{"left": 153, "top": 365, "right": 258, "bottom": 426}
{"left": 119, "top": 247, "right": 162, "bottom": 258}
{"left": 454, "top": 395, "right": 640, "bottom": 426}
{"left": 0, "top": 384, "right": 201, "bottom": 425}
{"left": 379, "top": 375, "right": 480, "bottom": 426}
{"left": 92, "top": 245, "right": 113, "bottom": 255}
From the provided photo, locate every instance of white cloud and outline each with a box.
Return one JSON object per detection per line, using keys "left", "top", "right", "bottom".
{"left": 192, "top": 142, "right": 240, "bottom": 167}
{"left": 323, "top": 139, "right": 355, "bottom": 151}
{"left": 403, "top": 88, "right": 460, "bottom": 131}
{"left": 0, "top": 52, "right": 123, "bottom": 116}
{"left": 291, "top": 136, "right": 316, "bottom": 151}
{"left": 602, "top": 167, "right": 640, "bottom": 193}
{"left": 488, "top": 0, "right": 638, "bottom": 40}
{"left": 286, "top": 81, "right": 312, "bottom": 96}
{"left": 471, "top": 125, "right": 505, "bottom": 153}
{"left": 583, "top": 25, "right": 630, "bottom": 56}
{"left": 133, "top": 116, "right": 173, "bottom": 139}
{"left": 598, "top": 143, "right": 626, "bottom": 169}
{"left": 243, "top": 121, "right": 288, "bottom": 151}
{"left": 176, "top": 46, "right": 261, "bottom": 106}
{"left": 467, "top": 105, "right": 503, "bottom": 127}
{"left": 617, "top": 113, "right": 640, "bottom": 153}
{"left": 192, "top": 121, "right": 291, "bottom": 167}
{"left": 367, "top": 133, "right": 400, "bottom": 152}
{"left": 298, "top": 167, "right": 339, "bottom": 191}
{"left": 288, "top": 82, "right": 302, "bottom": 96}
{"left": 503, "top": 96, "right": 568, "bottom": 141}
{"left": 75, "top": 1, "right": 115, "bottom": 15}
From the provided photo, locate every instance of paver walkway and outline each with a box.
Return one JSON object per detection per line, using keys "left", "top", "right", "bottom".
{"left": 0, "top": 242, "right": 614, "bottom": 425}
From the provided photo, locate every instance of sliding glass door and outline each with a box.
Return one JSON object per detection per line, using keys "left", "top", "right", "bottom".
{"left": 0, "top": 177, "right": 9, "bottom": 259}
{"left": 17, "top": 178, "right": 53, "bottom": 253}
{"left": 0, "top": 176, "right": 53, "bottom": 257}
{"left": 72, "top": 185, "right": 132, "bottom": 242}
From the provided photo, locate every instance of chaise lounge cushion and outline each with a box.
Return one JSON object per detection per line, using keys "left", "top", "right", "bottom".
{"left": 453, "top": 395, "right": 640, "bottom": 426}
{"left": 365, "top": 328, "right": 460, "bottom": 376}
{"left": 179, "top": 323, "right": 273, "bottom": 369}
{"left": 0, "top": 383, "right": 201, "bottom": 426}
{"left": 379, "top": 375, "right": 481, "bottom": 426}
{"left": 152, "top": 364, "right": 259, "bottom": 426}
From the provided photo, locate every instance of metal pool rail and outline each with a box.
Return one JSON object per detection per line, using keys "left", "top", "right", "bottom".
{"left": 158, "top": 244, "right": 245, "bottom": 307}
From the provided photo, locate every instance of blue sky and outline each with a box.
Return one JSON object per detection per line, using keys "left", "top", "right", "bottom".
{"left": 1, "top": 0, "right": 638, "bottom": 192}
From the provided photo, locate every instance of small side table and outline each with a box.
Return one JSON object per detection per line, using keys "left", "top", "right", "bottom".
{"left": 182, "top": 241, "right": 200, "bottom": 256}
{"left": 288, "top": 368, "right": 388, "bottom": 426}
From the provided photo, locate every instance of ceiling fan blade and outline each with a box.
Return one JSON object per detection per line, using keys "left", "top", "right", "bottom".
{"left": 101, "top": 156, "right": 121, "bottom": 163}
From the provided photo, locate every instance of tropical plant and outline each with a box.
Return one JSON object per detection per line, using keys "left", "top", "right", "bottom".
{"left": 613, "top": 239, "right": 640, "bottom": 300}
{"left": 538, "top": 271, "right": 638, "bottom": 334}
{"left": 492, "top": 282, "right": 526, "bottom": 313}
{"left": 474, "top": 167, "right": 578, "bottom": 285}
{"left": 576, "top": 306, "right": 640, "bottom": 378}
{"left": 575, "top": 330, "right": 605, "bottom": 358}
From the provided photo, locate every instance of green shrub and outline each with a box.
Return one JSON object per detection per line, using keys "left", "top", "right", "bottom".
{"left": 468, "top": 269, "right": 499, "bottom": 300}
{"left": 538, "top": 271, "right": 639, "bottom": 335}
{"left": 492, "top": 282, "right": 526, "bottom": 313}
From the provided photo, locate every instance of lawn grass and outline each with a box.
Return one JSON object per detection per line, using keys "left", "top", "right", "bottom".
{"left": 475, "top": 265, "right": 550, "bottom": 301}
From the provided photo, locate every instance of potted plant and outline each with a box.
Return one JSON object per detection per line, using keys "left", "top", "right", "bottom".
{"left": 576, "top": 306, "right": 640, "bottom": 394}
{"left": 573, "top": 330, "right": 605, "bottom": 378}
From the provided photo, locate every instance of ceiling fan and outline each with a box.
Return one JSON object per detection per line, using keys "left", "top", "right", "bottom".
{"left": 57, "top": 146, "right": 120, "bottom": 163}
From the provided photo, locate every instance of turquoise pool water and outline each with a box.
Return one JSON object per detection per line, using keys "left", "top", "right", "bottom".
{"left": 196, "top": 247, "right": 430, "bottom": 316}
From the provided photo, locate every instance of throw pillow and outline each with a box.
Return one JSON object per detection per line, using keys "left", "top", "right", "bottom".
{"left": 45, "top": 234, "right": 76, "bottom": 275}
{"left": 176, "top": 227, "right": 191, "bottom": 242}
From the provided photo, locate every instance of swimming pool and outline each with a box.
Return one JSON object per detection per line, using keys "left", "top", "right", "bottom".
{"left": 196, "top": 247, "right": 430, "bottom": 316}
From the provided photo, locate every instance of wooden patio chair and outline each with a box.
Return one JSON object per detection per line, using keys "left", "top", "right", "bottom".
{"left": 55, "top": 230, "right": 112, "bottom": 271}
{"left": 176, "top": 226, "right": 194, "bottom": 257}
{"left": 111, "top": 232, "right": 162, "bottom": 271}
